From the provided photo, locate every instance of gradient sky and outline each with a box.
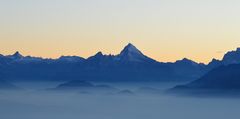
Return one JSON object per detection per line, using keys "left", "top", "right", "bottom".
{"left": 0, "top": 0, "right": 240, "bottom": 63}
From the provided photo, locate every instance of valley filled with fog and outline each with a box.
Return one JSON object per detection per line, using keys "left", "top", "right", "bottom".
{"left": 0, "top": 81, "right": 240, "bottom": 119}
{"left": 1, "top": 45, "right": 240, "bottom": 119}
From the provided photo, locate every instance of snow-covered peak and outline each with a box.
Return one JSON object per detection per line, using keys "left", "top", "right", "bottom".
{"left": 120, "top": 43, "right": 142, "bottom": 56}
{"left": 117, "top": 43, "right": 155, "bottom": 63}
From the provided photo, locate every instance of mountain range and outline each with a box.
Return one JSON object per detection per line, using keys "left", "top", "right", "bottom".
{"left": 0, "top": 43, "right": 240, "bottom": 82}
{"left": 169, "top": 48, "right": 240, "bottom": 95}
{"left": 170, "top": 64, "right": 240, "bottom": 95}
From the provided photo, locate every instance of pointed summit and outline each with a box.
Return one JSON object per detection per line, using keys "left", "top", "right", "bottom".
{"left": 13, "top": 51, "right": 22, "bottom": 56}
{"left": 118, "top": 43, "right": 155, "bottom": 63}
{"left": 11, "top": 51, "right": 24, "bottom": 59}
{"left": 87, "top": 51, "right": 104, "bottom": 61}
{"left": 120, "top": 43, "right": 142, "bottom": 56}
{"left": 95, "top": 51, "right": 103, "bottom": 56}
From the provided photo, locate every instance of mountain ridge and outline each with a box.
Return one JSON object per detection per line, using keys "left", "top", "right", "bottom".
{"left": 0, "top": 44, "right": 240, "bottom": 82}
{"left": 0, "top": 44, "right": 204, "bottom": 64}
{"left": 2, "top": 45, "right": 240, "bottom": 65}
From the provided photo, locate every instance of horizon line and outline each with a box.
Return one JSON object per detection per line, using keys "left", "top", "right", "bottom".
{"left": 1, "top": 43, "right": 237, "bottom": 65}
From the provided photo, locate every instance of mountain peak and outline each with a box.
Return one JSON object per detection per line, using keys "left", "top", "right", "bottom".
{"left": 182, "top": 58, "right": 191, "bottom": 61}
{"left": 120, "top": 43, "right": 142, "bottom": 56}
{"left": 117, "top": 43, "right": 155, "bottom": 62}
{"left": 87, "top": 51, "right": 104, "bottom": 61}
{"left": 126, "top": 43, "right": 134, "bottom": 47}
{"left": 176, "top": 58, "right": 198, "bottom": 65}
{"left": 95, "top": 51, "right": 103, "bottom": 56}
{"left": 13, "top": 51, "right": 21, "bottom": 56}
{"left": 237, "top": 48, "right": 240, "bottom": 51}
{"left": 11, "top": 51, "right": 23, "bottom": 59}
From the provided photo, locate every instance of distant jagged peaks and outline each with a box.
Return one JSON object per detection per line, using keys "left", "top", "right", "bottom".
{"left": 169, "top": 47, "right": 240, "bottom": 95}
{"left": 86, "top": 43, "right": 156, "bottom": 63}
{"left": 206, "top": 47, "right": 240, "bottom": 67}
{"left": 222, "top": 47, "right": 240, "bottom": 65}
{"left": 2, "top": 43, "right": 237, "bottom": 82}
{"left": 3, "top": 45, "right": 240, "bottom": 66}
{"left": 207, "top": 58, "right": 222, "bottom": 68}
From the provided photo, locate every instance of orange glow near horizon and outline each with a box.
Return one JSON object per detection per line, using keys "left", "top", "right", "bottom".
{"left": 0, "top": 0, "right": 240, "bottom": 64}
{"left": 0, "top": 39, "right": 238, "bottom": 64}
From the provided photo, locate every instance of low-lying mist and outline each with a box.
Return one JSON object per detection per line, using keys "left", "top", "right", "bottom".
{"left": 0, "top": 81, "right": 240, "bottom": 119}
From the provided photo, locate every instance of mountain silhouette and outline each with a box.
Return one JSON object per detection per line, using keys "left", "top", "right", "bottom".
{"left": 1, "top": 43, "right": 239, "bottom": 83}
{"left": 117, "top": 43, "right": 156, "bottom": 63}
{"left": 9, "top": 51, "right": 24, "bottom": 59}
{"left": 222, "top": 48, "right": 240, "bottom": 65}
{"left": 207, "top": 58, "right": 222, "bottom": 70}
{"left": 169, "top": 63, "right": 240, "bottom": 96}
{"left": 168, "top": 58, "right": 206, "bottom": 79}
{"left": 206, "top": 48, "right": 240, "bottom": 67}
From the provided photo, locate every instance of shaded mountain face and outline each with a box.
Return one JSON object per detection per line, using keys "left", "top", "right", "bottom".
{"left": 0, "top": 43, "right": 215, "bottom": 82}
{"left": 207, "top": 58, "right": 222, "bottom": 70}
{"left": 222, "top": 48, "right": 240, "bottom": 65}
{"left": 7, "top": 51, "right": 24, "bottom": 60}
{"left": 188, "top": 64, "right": 240, "bottom": 89}
{"left": 0, "top": 51, "right": 44, "bottom": 64}
{"left": 203, "top": 47, "right": 240, "bottom": 74}
{"left": 79, "top": 44, "right": 172, "bottom": 81}
{"left": 207, "top": 48, "right": 240, "bottom": 67}
{"left": 168, "top": 58, "right": 206, "bottom": 79}
{"left": 116, "top": 43, "right": 156, "bottom": 63}
{"left": 170, "top": 64, "right": 240, "bottom": 96}
{"left": 85, "top": 43, "right": 156, "bottom": 66}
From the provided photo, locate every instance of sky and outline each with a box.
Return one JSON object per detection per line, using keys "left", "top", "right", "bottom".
{"left": 0, "top": 0, "right": 240, "bottom": 63}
